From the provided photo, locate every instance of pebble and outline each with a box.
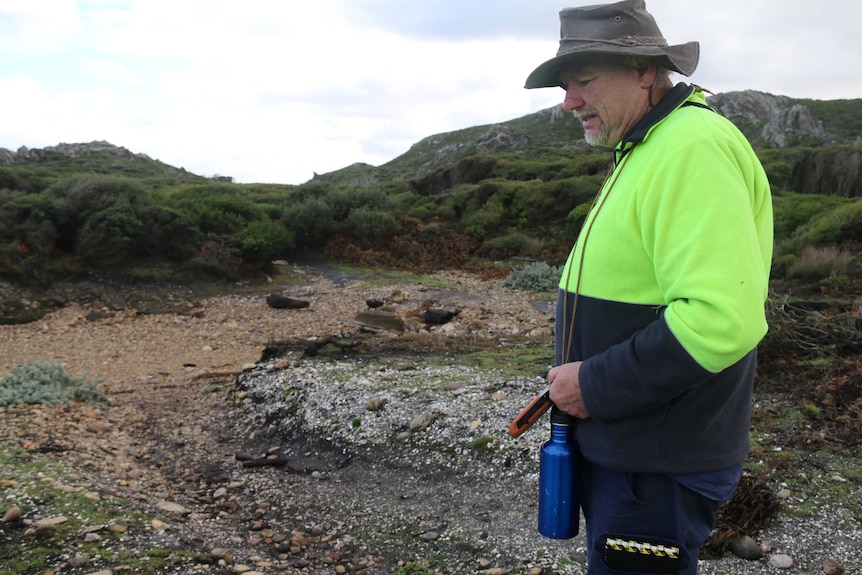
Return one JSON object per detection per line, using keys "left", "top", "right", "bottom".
{"left": 68, "top": 554, "right": 90, "bottom": 567}
{"left": 85, "top": 421, "right": 113, "bottom": 433}
{"left": 35, "top": 516, "right": 68, "bottom": 527}
{"left": 408, "top": 411, "right": 434, "bottom": 431}
{"left": 211, "top": 548, "right": 233, "bottom": 564}
{"left": 823, "top": 558, "right": 845, "bottom": 575}
{"left": 156, "top": 500, "right": 190, "bottom": 514}
{"left": 769, "top": 554, "right": 794, "bottom": 569}
{"left": 2, "top": 505, "right": 22, "bottom": 522}
{"left": 366, "top": 397, "right": 388, "bottom": 411}
{"left": 728, "top": 535, "right": 763, "bottom": 560}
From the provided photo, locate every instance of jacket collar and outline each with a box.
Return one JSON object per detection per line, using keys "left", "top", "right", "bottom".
{"left": 615, "top": 82, "right": 695, "bottom": 163}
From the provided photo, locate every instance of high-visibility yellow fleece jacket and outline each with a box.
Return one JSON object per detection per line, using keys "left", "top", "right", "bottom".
{"left": 556, "top": 83, "right": 773, "bottom": 474}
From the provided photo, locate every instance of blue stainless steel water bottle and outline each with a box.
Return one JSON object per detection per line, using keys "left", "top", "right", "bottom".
{"left": 537, "top": 406, "right": 580, "bottom": 539}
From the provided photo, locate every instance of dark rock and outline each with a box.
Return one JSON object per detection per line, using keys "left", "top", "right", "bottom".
{"left": 823, "top": 558, "right": 845, "bottom": 575}
{"left": 728, "top": 535, "right": 763, "bottom": 560}
{"left": 420, "top": 308, "right": 460, "bottom": 325}
{"left": 266, "top": 294, "right": 310, "bottom": 310}
{"left": 366, "top": 298, "right": 385, "bottom": 309}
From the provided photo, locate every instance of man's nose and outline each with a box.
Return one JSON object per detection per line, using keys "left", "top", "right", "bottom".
{"left": 562, "top": 87, "right": 583, "bottom": 112}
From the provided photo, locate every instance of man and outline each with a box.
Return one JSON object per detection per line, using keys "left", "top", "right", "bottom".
{"left": 525, "top": 1, "right": 773, "bottom": 574}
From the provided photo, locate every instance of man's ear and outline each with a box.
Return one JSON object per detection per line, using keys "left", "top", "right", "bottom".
{"left": 636, "top": 60, "right": 657, "bottom": 88}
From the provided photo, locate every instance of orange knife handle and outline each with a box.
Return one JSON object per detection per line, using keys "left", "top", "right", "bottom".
{"left": 508, "top": 386, "right": 552, "bottom": 438}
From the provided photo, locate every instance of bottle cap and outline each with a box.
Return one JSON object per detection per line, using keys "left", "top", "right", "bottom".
{"left": 550, "top": 405, "right": 577, "bottom": 425}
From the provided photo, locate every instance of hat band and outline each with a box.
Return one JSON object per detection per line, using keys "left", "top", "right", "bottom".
{"left": 560, "top": 35, "right": 668, "bottom": 48}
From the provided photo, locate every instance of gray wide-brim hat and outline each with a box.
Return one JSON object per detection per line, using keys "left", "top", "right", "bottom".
{"left": 525, "top": 0, "right": 699, "bottom": 89}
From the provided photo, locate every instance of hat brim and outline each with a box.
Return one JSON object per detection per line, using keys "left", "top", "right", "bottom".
{"left": 524, "top": 41, "right": 699, "bottom": 89}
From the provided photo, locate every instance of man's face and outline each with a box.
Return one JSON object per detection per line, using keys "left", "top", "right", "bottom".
{"left": 559, "top": 57, "right": 650, "bottom": 148}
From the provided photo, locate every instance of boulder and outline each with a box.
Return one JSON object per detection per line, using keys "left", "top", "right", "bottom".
{"left": 355, "top": 310, "right": 405, "bottom": 333}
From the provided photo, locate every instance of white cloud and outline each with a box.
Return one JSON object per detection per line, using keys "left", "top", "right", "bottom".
{"left": 0, "top": 0, "right": 859, "bottom": 184}
{"left": 0, "top": 1, "right": 83, "bottom": 50}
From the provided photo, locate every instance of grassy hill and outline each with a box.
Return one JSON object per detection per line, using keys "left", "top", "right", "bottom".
{"left": 0, "top": 91, "right": 861, "bottom": 287}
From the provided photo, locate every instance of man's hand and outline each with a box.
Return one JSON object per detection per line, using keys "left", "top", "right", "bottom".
{"left": 548, "top": 361, "right": 590, "bottom": 419}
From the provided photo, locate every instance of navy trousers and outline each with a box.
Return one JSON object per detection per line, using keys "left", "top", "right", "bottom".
{"left": 579, "top": 459, "right": 722, "bottom": 575}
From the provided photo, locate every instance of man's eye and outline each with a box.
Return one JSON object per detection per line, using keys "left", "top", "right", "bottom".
{"left": 560, "top": 77, "right": 595, "bottom": 90}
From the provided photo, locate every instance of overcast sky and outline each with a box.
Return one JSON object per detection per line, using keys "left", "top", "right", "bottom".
{"left": 1, "top": 0, "right": 860, "bottom": 185}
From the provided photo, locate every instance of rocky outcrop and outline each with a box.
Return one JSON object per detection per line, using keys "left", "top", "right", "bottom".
{"left": 409, "top": 155, "right": 496, "bottom": 196}
{"left": 790, "top": 148, "right": 862, "bottom": 197}
{"left": 0, "top": 148, "right": 15, "bottom": 165}
{"left": 703, "top": 91, "right": 862, "bottom": 197}
{"left": 0, "top": 140, "right": 152, "bottom": 165}
{"left": 474, "top": 125, "right": 529, "bottom": 155}
{"left": 708, "top": 91, "right": 831, "bottom": 148}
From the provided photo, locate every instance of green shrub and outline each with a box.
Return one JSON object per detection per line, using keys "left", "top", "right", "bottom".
{"left": 567, "top": 202, "right": 594, "bottom": 224}
{"left": 230, "top": 220, "right": 295, "bottom": 263}
{"left": 0, "top": 361, "right": 106, "bottom": 407}
{"left": 794, "top": 198, "right": 862, "bottom": 248}
{"left": 503, "top": 261, "right": 563, "bottom": 292}
{"left": 772, "top": 191, "right": 850, "bottom": 242}
{"left": 344, "top": 207, "right": 401, "bottom": 246}
{"left": 464, "top": 202, "right": 505, "bottom": 237}
{"left": 282, "top": 197, "right": 337, "bottom": 247}
{"left": 45, "top": 175, "right": 152, "bottom": 252}
{"left": 328, "top": 187, "right": 392, "bottom": 219}
{"left": 482, "top": 232, "right": 544, "bottom": 259}
{"left": 0, "top": 191, "right": 57, "bottom": 252}
{"left": 161, "top": 187, "right": 263, "bottom": 237}
{"left": 77, "top": 204, "right": 146, "bottom": 264}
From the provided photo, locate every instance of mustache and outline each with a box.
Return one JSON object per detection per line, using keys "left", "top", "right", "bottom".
{"left": 572, "top": 110, "right": 597, "bottom": 120}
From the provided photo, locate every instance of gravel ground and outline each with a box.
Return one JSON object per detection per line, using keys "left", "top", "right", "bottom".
{"left": 1, "top": 266, "right": 860, "bottom": 574}
{"left": 236, "top": 354, "right": 862, "bottom": 575}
